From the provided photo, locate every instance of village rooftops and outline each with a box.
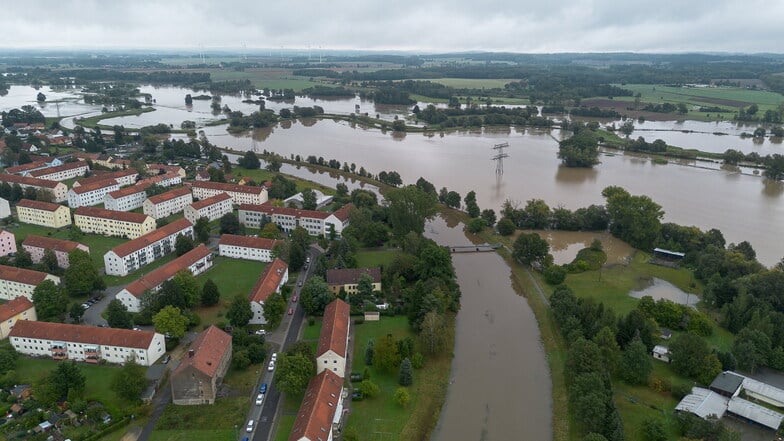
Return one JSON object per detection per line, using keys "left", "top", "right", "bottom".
{"left": 326, "top": 267, "right": 381, "bottom": 285}
{"left": 16, "top": 199, "right": 62, "bottom": 212}
{"left": 9, "top": 320, "right": 157, "bottom": 349}
{"left": 22, "top": 235, "right": 83, "bottom": 254}
{"left": 0, "top": 264, "right": 53, "bottom": 286}
{"left": 317, "top": 299, "right": 350, "bottom": 358}
{"left": 0, "top": 296, "right": 34, "bottom": 323}
{"left": 28, "top": 161, "right": 87, "bottom": 178}
{"left": 190, "top": 192, "right": 232, "bottom": 210}
{"left": 108, "top": 183, "right": 150, "bottom": 199}
{"left": 124, "top": 245, "right": 212, "bottom": 298}
{"left": 70, "top": 179, "right": 119, "bottom": 195}
{"left": 172, "top": 325, "right": 231, "bottom": 378}
{"left": 74, "top": 169, "right": 137, "bottom": 186}
{"left": 218, "top": 234, "right": 281, "bottom": 250}
{"left": 0, "top": 173, "right": 62, "bottom": 189}
{"left": 5, "top": 162, "right": 47, "bottom": 174}
{"left": 675, "top": 387, "right": 729, "bottom": 419}
{"left": 108, "top": 218, "right": 192, "bottom": 258}
{"left": 74, "top": 206, "right": 151, "bottom": 224}
{"left": 249, "top": 258, "right": 288, "bottom": 303}
{"left": 146, "top": 186, "right": 191, "bottom": 205}
{"left": 190, "top": 181, "right": 266, "bottom": 195}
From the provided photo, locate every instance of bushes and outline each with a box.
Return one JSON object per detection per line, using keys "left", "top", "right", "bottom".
{"left": 543, "top": 265, "right": 567, "bottom": 285}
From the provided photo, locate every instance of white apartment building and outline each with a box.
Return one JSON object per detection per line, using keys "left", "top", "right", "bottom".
{"left": 28, "top": 161, "right": 90, "bottom": 182}
{"left": 73, "top": 206, "right": 156, "bottom": 239}
{"left": 73, "top": 169, "right": 138, "bottom": 188}
{"left": 116, "top": 245, "right": 214, "bottom": 312}
{"left": 0, "top": 264, "right": 60, "bottom": 301}
{"left": 0, "top": 174, "right": 67, "bottom": 202}
{"left": 9, "top": 321, "right": 165, "bottom": 366}
{"left": 0, "top": 197, "right": 10, "bottom": 219}
{"left": 190, "top": 181, "right": 268, "bottom": 205}
{"left": 218, "top": 234, "right": 281, "bottom": 262}
{"left": 248, "top": 258, "right": 288, "bottom": 325}
{"left": 316, "top": 299, "right": 350, "bottom": 378}
{"left": 184, "top": 192, "right": 233, "bottom": 224}
{"left": 143, "top": 187, "right": 193, "bottom": 219}
{"left": 104, "top": 185, "right": 149, "bottom": 211}
{"left": 136, "top": 172, "right": 182, "bottom": 188}
{"left": 239, "top": 202, "right": 353, "bottom": 238}
{"left": 67, "top": 179, "right": 120, "bottom": 208}
{"left": 104, "top": 218, "right": 194, "bottom": 276}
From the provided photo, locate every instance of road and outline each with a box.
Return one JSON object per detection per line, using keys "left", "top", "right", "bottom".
{"left": 247, "top": 246, "right": 319, "bottom": 441}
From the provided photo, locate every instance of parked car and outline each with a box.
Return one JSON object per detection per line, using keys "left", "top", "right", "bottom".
{"left": 81, "top": 303, "right": 89, "bottom": 310}
{"left": 259, "top": 383, "right": 268, "bottom": 394}
{"left": 349, "top": 373, "right": 363, "bottom": 382}
{"left": 267, "top": 360, "right": 275, "bottom": 372}
{"left": 291, "top": 295, "right": 298, "bottom": 303}
{"left": 246, "top": 420, "right": 254, "bottom": 433}
{"left": 254, "top": 329, "right": 266, "bottom": 336}
{"left": 271, "top": 352, "right": 278, "bottom": 362}
{"left": 287, "top": 308, "right": 293, "bottom": 315}
{"left": 297, "top": 280, "right": 302, "bottom": 287}
{"left": 162, "top": 355, "right": 171, "bottom": 364}
{"left": 255, "top": 393, "right": 264, "bottom": 405}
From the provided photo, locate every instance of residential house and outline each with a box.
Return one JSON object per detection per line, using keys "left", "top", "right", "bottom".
{"left": 218, "top": 234, "right": 281, "bottom": 262}
{"left": 5, "top": 161, "right": 48, "bottom": 176}
{"left": 116, "top": 245, "right": 213, "bottom": 312}
{"left": 0, "top": 296, "right": 36, "bottom": 339}
{"left": 9, "top": 320, "right": 165, "bottom": 366}
{"left": 103, "top": 218, "right": 193, "bottom": 276}
{"left": 136, "top": 171, "right": 182, "bottom": 188}
{"left": 325, "top": 267, "right": 381, "bottom": 295}
{"left": 239, "top": 202, "right": 352, "bottom": 238}
{"left": 189, "top": 181, "right": 268, "bottom": 205}
{"left": 184, "top": 192, "right": 232, "bottom": 224}
{"left": 0, "top": 197, "right": 9, "bottom": 219}
{"left": 142, "top": 187, "right": 193, "bottom": 219}
{"left": 147, "top": 164, "right": 186, "bottom": 179}
{"left": 104, "top": 184, "right": 149, "bottom": 211}
{"left": 0, "top": 229, "right": 16, "bottom": 257}
{"left": 709, "top": 371, "right": 744, "bottom": 398}
{"left": 74, "top": 207, "right": 156, "bottom": 239}
{"left": 316, "top": 299, "right": 350, "bottom": 378}
{"left": 73, "top": 169, "right": 138, "bottom": 188}
{"left": 22, "top": 235, "right": 89, "bottom": 269}
{"left": 170, "top": 326, "right": 232, "bottom": 405}
{"left": 288, "top": 369, "right": 344, "bottom": 441}
{"left": 67, "top": 179, "right": 120, "bottom": 208}
{"left": 15, "top": 199, "right": 72, "bottom": 228}
{"left": 248, "top": 258, "right": 289, "bottom": 325}
{"left": 28, "top": 161, "right": 89, "bottom": 182}
{"left": 9, "top": 385, "right": 32, "bottom": 401}
{"left": 0, "top": 174, "right": 67, "bottom": 202}
{"left": 0, "top": 264, "right": 60, "bottom": 300}
{"left": 194, "top": 170, "right": 210, "bottom": 181}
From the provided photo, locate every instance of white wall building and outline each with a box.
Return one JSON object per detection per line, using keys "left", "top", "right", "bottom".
{"left": 105, "top": 185, "right": 149, "bottom": 211}
{"left": 248, "top": 258, "right": 288, "bottom": 325}
{"left": 143, "top": 187, "right": 193, "bottom": 219}
{"left": 190, "top": 181, "right": 268, "bottom": 205}
{"left": 73, "top": 169, "right": 138, "bottom": 188}
{"left": 184, "top": 192, "right": 233, "bottom": 224}
{"left": 0, "top": 264, "right": 60, "bottom": 300}
{"left": 0, "top": 197, "right": 10, "bottom": 219}
{"left": 28, "top": 161, "right": 90, "bottom": 182}
{"left": 67, "top": 179, "right": 120, "bottom": 208}
{"left": 0, "top": 174, "right": 67, "bottom": 202}
{"left": 104, "top": 218, "right": 194, "bottom": 276}
{"left": 316, "top": 299, "right": 350, "bottom": 378}
{"left": 218, "top": 234, "right": 281, "bottom": 262}
{"left": 239, "top": 203, "right": 352, "bottom": 238}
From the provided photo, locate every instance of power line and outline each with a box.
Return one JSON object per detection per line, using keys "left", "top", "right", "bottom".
{"left": 491, "top": 142, "right": 509, "bottom": 175}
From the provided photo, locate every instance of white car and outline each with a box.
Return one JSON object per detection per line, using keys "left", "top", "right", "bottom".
{"left": 255, "top": 393, "right": 264, "bottom": 405}
{"left": 267, "top": 360, "right": 275, "bottom": 372}
{"left": 271, "top": 352, "right": 278, "bottom": 362}
{"left": 246, "top": 420, "right": 254, "bottom": 433}
{"left": 254, "top": 329, "right": 266, "bottom": 336}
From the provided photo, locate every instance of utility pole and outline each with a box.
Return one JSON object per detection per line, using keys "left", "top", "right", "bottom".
{"left": 491, "top": 142, "right": 509, "bottom": 175}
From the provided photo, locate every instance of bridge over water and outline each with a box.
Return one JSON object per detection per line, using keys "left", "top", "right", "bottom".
{"left": 448, "top": 244, "right": 502, "bottom": 253}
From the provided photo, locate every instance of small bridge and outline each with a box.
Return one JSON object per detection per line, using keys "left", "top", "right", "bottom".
{"left": 448, "top": 244, "right": 502, "bottom": 253}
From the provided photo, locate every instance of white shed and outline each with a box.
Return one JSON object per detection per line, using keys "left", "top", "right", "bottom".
{"left": 652, "top": 345, "right": 670, "bottom": 363}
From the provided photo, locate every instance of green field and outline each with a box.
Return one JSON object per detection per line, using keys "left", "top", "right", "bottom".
{"left": 354, "top": 249, "right": 399, "bottom": 268}
{"left": 194, "top": 257, "right": 266, "bottom": 326}
{"left": 419, "top": 78, "right": 514, "bottom": 89}
{"left": 208, "top": 69, "right": 323, "bottom": 92}
{"left": 617, "top": 84, "right": 784, "bottom": 110}
{"left": 153, "top": 396, "right": 249, "bottom": 438}
{"left": 148, "top": 428, "right": 235, "bottom": 441}
{"left": 7, "top": 223, "right": 125, "bottom": 270}
{"left": 272, "top": 415, "right": 296, "bottom": 441}
{"left": 233, "top": 168, "right": 336, "bottom": 195}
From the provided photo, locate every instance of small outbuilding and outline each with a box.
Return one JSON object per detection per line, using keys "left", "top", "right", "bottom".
{"left": 652, "top": 345, "right": 670, "bottom": 363}
{"left": 710, "top": 371, "right": 744, "bottom": 398}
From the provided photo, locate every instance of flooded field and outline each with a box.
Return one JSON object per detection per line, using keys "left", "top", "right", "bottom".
{"left": 523, "top": 230, "right": 635, "bottom": 265}
{"left": 629, "top": 277, "right": 697, "bottom": 307}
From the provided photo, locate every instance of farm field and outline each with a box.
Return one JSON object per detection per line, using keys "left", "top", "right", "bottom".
{"left": 617, "top": 84, "right": 784, "bottom": 110}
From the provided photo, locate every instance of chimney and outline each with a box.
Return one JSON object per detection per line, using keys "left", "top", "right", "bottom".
{"left": 188, "top": 349, "right": 194, "bottom": 358}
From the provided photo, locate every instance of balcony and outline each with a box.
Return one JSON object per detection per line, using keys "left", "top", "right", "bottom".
{"left": 51, "top": 344, "right": 67, "bottom": 360}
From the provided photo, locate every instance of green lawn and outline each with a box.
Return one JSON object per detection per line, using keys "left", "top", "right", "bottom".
{"left": 617, "top": 84, "right": 784, "bottom": 110}
{"left": 148, "top": 429, "right": 235, "bottom": 441}
{"left": 272, "top": 415, "right": 296, "bottom": 441}
{"left": 153, "top": 396, "right": 249, "bottom": 436}
{"left": 103, "top": 253, "right": 179, "bottom": 286}
{"left": 354, "top": 249, "right": 399, "bottom": 268}
{"left": 6, "top": 223, "right": 125, "bottom": 270}
{"left": 233, "top": 168, "right": 337, "bottom": 195}
{"left": 194, "top": 257, "right": 267, "bottom": 325}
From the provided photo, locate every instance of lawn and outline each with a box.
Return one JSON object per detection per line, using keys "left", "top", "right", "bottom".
{"left": 153, "top": 396, "right": 249, "bottom": 436}
{"left": 345, "top": 315, "right": 453, "bottom": 441}
{"left": 148, "top": 429, "right": 235, "bottom": 441}
{"left": 103, "top": 253, "right": 179, "bottom": 286}
{"left": 354, "top": 249, "right": 399, "bottom": 268}
{"left": 301, "top": 317, "right": 323, "bottom": 354}
{"left": 272, "top": 415, "right": 296, "bottom": 441}
{"left": 234, "top": 168, "right": 337, "bottom": 195}
{"left": 617, "top": 84, "right": 784, "bottom": 110}
{"left": 194, "top": 257, "right": 266, "bottom": 325}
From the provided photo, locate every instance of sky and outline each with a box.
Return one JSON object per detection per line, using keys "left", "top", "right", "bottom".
{"left": 3, "top": 0, "right": 783, "bottom": 53}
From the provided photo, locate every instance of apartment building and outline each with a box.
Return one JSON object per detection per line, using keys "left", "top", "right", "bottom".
{"left": 239, "top": 202, "right": 353, "bottom": 238}
{"left": 0, "top": 297, "right": 36, "bottom": 339}
{"left": 21, "top": 235, "right": 89, "bottom": 269}
{"left": 0, "top": 174, "right": 67, "bottom": 202}
{"left": 116, "top": 245, "right": 214, "bottom": 312}
{"left": 16, "top": 199, "right": 72, "bottom": 228}
{"left": 9, "top": 321, "right": 165, "bottom": 366}
{"left": 184, "top": 192, "right": 233, "bottom": 224}
{"left": 248, "top": 258, "right": 289, "bottom": 325}
{"left": 104, "top": 184, "right": 149, "bottom": 211}
{"left": 288, "top": 370, "right": 344, "bottom": 441}
{"left": 0, "top": 197, "right": 9, "bottom": 219}
{"left": 5, "top": 161, "right": 49, "bottom": 176}
{"left": 218, "top": 234, "right": 281, "bottom": 262}
{"left": 143, "top": 187, "right": 193, "bottom": 219}
{"left": 0, "top": 229, "right": 16, "bottom": 258}
{"left": 0, "top": 264, "right": 60, "bottom": 301}
{"left": 28, "top": 161, "right": 90, "bottom": 182}
{"left": 73, "top": 206, "right": 156, "bottom": 239}
{"left": 316, "top": 299, "right": 350, "bottom": 378}
{"left": 325, "top": 268, "right": 382, "bottom": 295}
{"left": 190, "top": 181, "right": 268, "bottom": 205}
{"left": 136, "top": 172, "right": 182, "bottom": 188}
{"left": 73, "top": 169, "right": 138, "bottom": 188}
{"left": 103, "top": 218, "right": 194, "bottom": 277}
{"left": 67, "top": 179, "right": 121, "bottom": 208}
{"left": 147, "top": 164, "right": 186, "bottom": 179}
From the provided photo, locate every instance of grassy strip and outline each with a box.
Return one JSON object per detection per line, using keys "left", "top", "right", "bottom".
{"left": 354, "top": 249, "right": 399, "bottom": 268}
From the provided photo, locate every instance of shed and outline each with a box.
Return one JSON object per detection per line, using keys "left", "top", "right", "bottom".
{"left": 675, "top": 387, "right": 729, "bottom": 419}
{"left": 364, "top": 312, "right": 380, "bottom": 321}
{"left": 653, "top": 248, "right": 686, "bottom": 261}
{"left": 710, "top": 371, "right": 744, "bottom": 398}
{"left": 652, "top": 345, "right": 670, "bottom": 363}
{"left": 727, "top": 397, "right": 784, "bottom": 430}
{"left": 740, "top": 375, "right": 784, "bottom": 408}
{"left": 659, "top": 328, "right": 673, "bottom": 340}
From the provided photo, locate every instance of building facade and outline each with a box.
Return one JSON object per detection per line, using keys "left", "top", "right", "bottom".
{"left": 67, "top": 179, "right": 121, "bottom": 208}
{"left": 0, "top": 229, "right": 16, "bottom": 257}
{"left": 74, "top": 207, "right": 156, "bottom": 239}
{"left": 0, "top": 197, "right": 10, "bottom": 219}
{"left": 0, "top": 174, "right": 67, "bottom": 202}
{"left": 143, "top": 187, "right": 193, "bottom": 219}
{"left": 136, "top": 172, "right": 182, "bottom": 188}
{"left": 28, "top": 161, "right": 90, "bottom": 182}
{"left": 218, "top": 234, "right": 281, "bottom": 262}
{"left": 9, "top": 321, "right": 165, "bottom": 366}
{"left": 316, "top": 299, "right": 350, "bottom": 378}
{"left": 170, "top": 326, "right": 232, "bottom": 405}
{"left": 0, "top": 264, "right": 60, "bottom": 300}
{"left": 16, "top": 199, "right": 72, "bottom": 228}
{"left": 0, "top": 297, "right": 36, "bottom": 339}
{"left": 325, "top": 268, "right": 382, "bottom": 295}
{"left": 116, "top": 245, "right": 214, "bottom": 312}
{"left": 248, "top": 258, "right": 289, "bottom": 325}
{"left": 73, "top": 169, "right": 138, "bottom": 188}
{"left": 288, "top": 369, "right": 344, "bottom": 441}
{"left": 104, "top": 185, "right": 149, "bottom": 211}
{"left": 22, "top": 235, "right": 89, "bottom": 269}
{"left": 239, "top": 203, "right": 352, "bottom": 238}
{"left": 104, "top": 218, "right": 194, "bottom": 277}
{"left": 184, "top": 192, "right": 233, "bottom": 224}
{"left": 190, "top": 181, "right": 268, "bottom": 205}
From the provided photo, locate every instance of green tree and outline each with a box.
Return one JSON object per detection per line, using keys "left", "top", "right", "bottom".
{"left": 764, "top": 154, "right": 784, "bottom": 181}
{"left": 41, "top": 362, "right": 85, "bottom": 404}
{"left": 640, "top": 418, "right": 667, "bottom": 441}
{"left": 373, "top": 334, "right": 401, "bottom": 373}
{"left": 106, "top": 299, "right": 133, "bottom": 329}
{"left": 219, "top": 212, "right": 243, "bottom": 235}
{"left": 496, "top": 217, "right": 516, "bottom": 236}
{"left": 398, "top": 358, "right": 413, "bottom": 386}
{"left": 732, "top": 328, "right": 771, "bottom": 373}
{"left": 266, "top": 155, "right": 283, "bottom": 172}
{"left": 201, "top": 279, "right": 220, "bottom": 307}
{"left": 174, "top": 233, "right": 195, "bottom": 256}
{"left": 63, "top": 249, "right": 104, "bottom": 297}
{"left": 227, "top": 294, "right": 253, "bottom": 327}
{"left": 391, "top": 119, "right": 406, "bottom": 132}
{"left": 419, "top": 311, "right": 448, "bottom": 354}
{"left": 513, "top": 232, "right": 550, "bottom": 266}
{"left": 520, "top": 199, "right": 551, "bottom": 229}
{"left": 394, "top": 387, "right": 411, "bottom": 407}
{"left": 260, "top": 222, "right": 282, "bottom": 239}
{"left": 364, "top": 340, "right": 375, "bottom": 366}
{"left": 239, "top": 151, "right": 261, "bottom": 169}
{"left": 480, "top": 209, "right": 497, "bottom": 226}
{"left": 69, "top": 303, "right": 85, "bottom": 323}
{"left": 558, "top": 130, "right": 599, "bottom": 168}
{"left": 274, "top": 352, "right": 316, "bottom": 395}
{"left": 359, "top": 379, "right": 381, "bottom": 398}
{"left": 602, "top": 186, "right": 663, "bottom": 250}
{"left": 444, "top": 190, "right": 461, "bottom": 209}
{"left": 172, "top": 269, "right": 201, "bottom": 308}
{"left": 14, "top": 247, "right": 32, "bottom": 268}
{"left": 592, "top": 327, "right": 621, "bottom": 373}
{"left": 464, "top": 191, "right": 480, "bottom": 218}
{"left": 41, "top": 248, "right": 60, "bottom": 273}
{"left": 466, "top": 218, "right": 486, "bottom": 233}
{"left": 386, "top": 185, "right": 438, "bottom": 237}
{"left": 301, "top": 189, "right": 317, "bottom": 210}
{"left": 669, "top": 332, "right": 711, "bottom": 379}
{"left": 620, "top": 336, "right": 652, "bottom": 385}
{"left": 263, "top": 292, "right": 287, "bottom": 328}
{"left": 300, "top": 276, "right": 334, "bottom": 316}
{"left": 111, "top": 360, "right": 147, "bottom": 402}
{"left": 543, "top": 265, "right": 567, "bottom": 285}
{"left": 194, "top": 217, "right": 211, "bottom": 243}
{"left": 152, "top": 305, "right": 189, "bottom": 338}
{"left": 32, "top": 280, "right": 68, "bottom": 321}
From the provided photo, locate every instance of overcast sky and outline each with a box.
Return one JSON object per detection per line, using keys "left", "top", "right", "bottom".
{"left": 3, "top": 0, "right": 783, "bottom": 53}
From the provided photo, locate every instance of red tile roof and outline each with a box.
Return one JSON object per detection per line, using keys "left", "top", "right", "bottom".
{"left": 28, "top": 161, "right": 89, "bottom": 178}
{"left": 10, "top": 320, "right": 157, "bottom": 349}
{"left": 239, "top": 202, "right": 330, "bottom": 220}
{"left": 218, "top": 234, "right": 281, "bottom": 250}
{"left": 75, "top": 169, "right": 137, "bottom": 186}
{"left": 146, "top": 186, "right": 191, "bottom": 205}
{"left": 107, "top": 183, "right": 149, "bottom": 199}
{"left": 0, "top": 173, "right": 63, "bottom": 189}
{"left": 317, "top": 299, "right": 350, "bottom": 359}
{"left": 70, "top": 178, "right": 119, "bottom": 194}
{"left": 108, "top": 218, "right": 192, "bottom": 258}
{"left": 325, "top": 268, "right": 381, "bottom": 286}
{"left": 0, "top": 264, "right": 53, "bottom": 286}
{"left": 288, "top": 370, "right": 343, "bottom": 441}
{"left": 190, "top": 192, "right": 231, "bottom": 210}
{"left": 248, "top": 258, "right": 288, "bottom": 303}
{"left": 124, "top": 245, "right": 211, "bottom": 297}
{"left": 0, "top": 296, "right": 35, "bottom": 323}
{"left": 173, "top": 326, "right": 231, "bottom": 378}
{"left": 191, "top": 181, "right": 266, "bottom": 195}
{"left": 16, "top": 199, "right": 64, "bottom": 212}
{"left": 22, "top": 235, "right": 85, "bottom": 254}
{"left": 137, "top": 172, "right": 180, "bottom": 186}
{"left": 331, "top": 203, "right": 354, "bottom": 222}
{"left": 6, "top": 162, "right": 47, "bottom": 174}
{"left": 74, "top": 206, "right": 151, "bottom": 224}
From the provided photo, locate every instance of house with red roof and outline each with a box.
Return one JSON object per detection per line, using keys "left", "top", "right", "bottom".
{"left": 239, "top": 202, "right": 353, "bottom": 238}
{"left": 218, "top": 234, "right": 281, "bottom": 262}
{"left": 0, "top": 297, "right": 36, "bottom": 339}
{"left": 248, "top": 258, "right": 289, "bottom": 325}
{"left": 170, "top": 326, "right": 232, "bottom": 405}
{"left": 190, "top": 180, "right": 268, "bottom": 205}
{"left": 104, "top": 218, "right": 193, "bottom": 276}
{"left": 0, "top": 264, "right": 60, "bottom": 300}
{"left": 184, "top": 192, "right": 233, "bottom": 224}
{"left": 22, "top": 235, "right": 89, "bottom": 269}
{"left": 288, "top": 369, "right": 344, "bottom": 441}
{"left": 142, "top": 186, "right": 192, "bottom": 219}
{"left": 316, "top": 299, "right": 350, "bottom": 378}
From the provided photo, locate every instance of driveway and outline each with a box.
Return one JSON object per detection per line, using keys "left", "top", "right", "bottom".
{"left": 81, "top": 283, "right": 131, "bottom": 326}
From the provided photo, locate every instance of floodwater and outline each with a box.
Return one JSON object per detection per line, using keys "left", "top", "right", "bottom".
{"left": 0, "top": 85, "right": 100, "bottom": 118}
{"left": 629, "top": 277, "right": 697, "bottom": 307}
{"left": 524, "top": 230, "right": 635, "bottom": 265}
{"left": 426, "top": 216, "right": 552, "bottom": 441}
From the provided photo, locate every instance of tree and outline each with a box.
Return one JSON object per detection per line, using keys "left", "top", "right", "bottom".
{"left": 364, "top": 340, "right": 375, "bottom": 366}
{"left": 174, "top": 234, "right": 195, "bottom": 256}
{"left": 558, "top": 130, "right": 599, "bottom": 168}
{"left": 444, "top": 190, "right": 461, "bottom": 208}
{"left": 274, "top": 352, "right": 316, "bottom": 395}
{"left": 543, "top": 265, "right": 567, "bottom": 285}
{"left": 394, "top": 387, "right": 411, "bottom": 407}
{"left": 620, "top": 336, "right": 652, "bottom": 385}
{"left": 239, "top": 151, "right": 261, "bottom": 169}
{"left": 419, "top": 311, "right": 447, "bottom": 354}
{"left": 464, "top": 191, "right": 480, "bottom": 218}
{"left": 602, "top": 186, "right": 663, "bottom": 250}
{"left": 106, "top": 299, "right": 133, "bottom": 329}
{"left": 386, "top": 185, "right": 437, "bottom": 237}
{"left": 41, "top": 249, "right": 60, "bottom": 273}
{"left": 391, "top": 119, "right": 406, "bottom": 132}
{"left": 619, "top": 121, "right": 634, "bottom": 137}
{"left": 496, "top": 217, "right": 516, "bottom": 236}
{"left": 359, "top": 379, "right": 381, "bottom": 398}
{"left": 227, "top": 294, "right": 253, "bottom": 327}
{"left": 153, "top": 305, "right": 189, "bottom": 339}
{"left": 69, "top": 303, "right": 85, "bottom": 323}
{"left": 111, "top": 360, "right": 147, "bottom": 402}
{"left": 732, "top": 328, "right": 771, "bottom": 373}
{"left": 14, "top": 248, "right": 32, "bottom": 268}
{"left": 36, "top": 92, "right": 46, "bottom": 102}
{"left": 42, "top": 362, "right": 85, "bottom": 404}
{"left": 301, "top": 189, "right": 317, "bottom": 210}
{"left": 513, "top": 232, "right": 550, "bottom": 266}
{"left": 63, "top": 249, "right": 104, "bottom": 297}
{"left": 263, "top": 292, "right": 287, "bottom": 328}
{"left": 185, "top": 94, "right": 193, "bottom": 105}
{"left": 32, "top": 280, "right": 67, "bottom": 321}
{"left": 480, "top": 209, "right": 497, "bottom": 226}
{"left": 201, "top": 279, "right": 221, "bottom": 306}
{"left": 669, "top": 332, "right": 711, "bottom": 379}
{"left": 266, "top": 155, "right": 283, "bottom": 172}
{"left": 373, "top": 334, "right": 401, "bottom": 373}
{"left": 194, "top": 217, "right": 211, "bottom": 243}
{"left": 593, "top": 327, "right": 621, "bottom": 373}
{"left": 398, "top": 358, "right": 413, "bottom": 386}
{"left": 300, "top": 276, "right": 333, "bottom": 315}
{"left": 220, "top": 212, "right": 242, "bottom": 235}
{"left": 172, "top": 270, "right": 201, "bottom": 308}
{"left": 260, "top": 222, "right": 282, "bottom": 239}
{"left": 764, "top": 154, "right": 784, "bottom": 181}
{"left": 640, "top": 418, "right": 667, "bottom": 441}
